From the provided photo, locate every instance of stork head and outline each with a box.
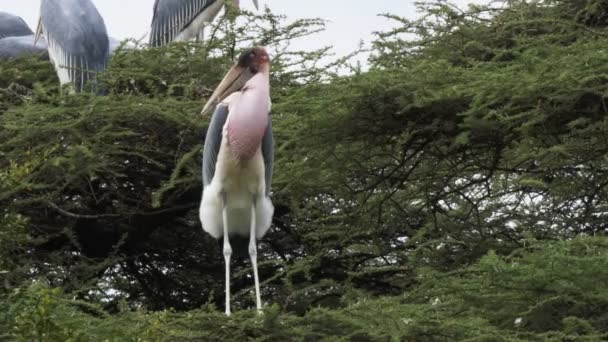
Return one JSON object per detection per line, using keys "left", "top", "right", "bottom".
{"left": 201, "top": 47, "right": 270, "bottom": 115}
{"left": 237, "top": 46, "right": 270, "bottom": 74}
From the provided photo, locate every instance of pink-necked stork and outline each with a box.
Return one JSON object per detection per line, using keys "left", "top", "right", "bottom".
{"left": 199, "top": 47, "right": 273, "bottom": 315}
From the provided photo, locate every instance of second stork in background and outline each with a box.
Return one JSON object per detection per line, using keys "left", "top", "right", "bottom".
{"left": 35, "top": 0, "right": 109, "bottom": 93}
{"left": 0, "top": 11, "right": 33, "bottom": 39}
{"left": 0, "top": 11, "right": 47, "bottom": 59}
{"left": 149, "top": 0, "right": 259, "bottom": 47}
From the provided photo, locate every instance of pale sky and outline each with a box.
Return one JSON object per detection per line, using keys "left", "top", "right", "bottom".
{"left": 3, "top": 1, "right": 487, "bottom": 59}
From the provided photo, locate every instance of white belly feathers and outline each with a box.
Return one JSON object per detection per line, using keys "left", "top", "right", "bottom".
{"left": 199, "top": 121, "right": 273, "bottom": 239}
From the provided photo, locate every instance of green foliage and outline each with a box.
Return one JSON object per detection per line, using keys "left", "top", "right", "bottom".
{"left": 1, "top": 238, "right": 607, "bottom": 340}
{"left": 0, "top": 9, "right": 341, "bottom": 313}
{"left": 2, "top": 0, "right": 608, "bottom": 340}
{"left": 0, "top": 56, "right": 56, "bottom": 90}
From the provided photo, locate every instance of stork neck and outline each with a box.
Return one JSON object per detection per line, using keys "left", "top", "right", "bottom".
{"left": 226, "top": 72, "right": 270, "bottom": 161}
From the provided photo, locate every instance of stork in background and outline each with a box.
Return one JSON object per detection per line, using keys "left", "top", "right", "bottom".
{"left": 0, "top": 35, "right": 48, "bottom": 60}
{"left": 34, "top": 0, "right": 110, "bottom": 93}
{"left": 0, "top": 11, "right": 34, "bottom": 39}
{"left": 0, "top": 11, "right": 47, "bottom": 60}
{"left": 149, "top": 0, "right": 259, "bottom": 47}
{"left": 199, "top": 47, "right": 273, "bottom": 315}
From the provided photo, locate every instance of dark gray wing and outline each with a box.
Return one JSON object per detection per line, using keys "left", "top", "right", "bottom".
{"left": 0, "top": 12, "right": 33, "bottom": 39}
{"left": 203, "top": 104, "right": 229, "bottom": 186}
{"left": 261, "top": 120, "right": 274, "bottom": 196}
{"left": 40, "top": 0, "right": 109, "bottom": 92}
{"left": 0, "top": 35, "right": 48, "bottom": 59}
{"left": 149, "top": 0, "right": 217, "bottom": 47}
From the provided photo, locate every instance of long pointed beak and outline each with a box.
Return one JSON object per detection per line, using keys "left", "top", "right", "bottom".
{"left": 201, "top": 64, "right": 255, "bottom": 115}
{"left": 252, "top": 0, "right": 259, "bottom": 10}
{"left": 33, "top": 17, "right": 43, "bottom": 46}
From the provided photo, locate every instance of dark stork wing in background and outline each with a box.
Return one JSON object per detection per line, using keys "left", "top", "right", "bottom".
{"left": 202, "top": 103, "right": 229, "bottom": 187}
{"left": 149, "top": 0, "right": 220, "bottom": 47}
{"left": 0, "top": 11, "right": 33, "bottom": 39}
{"left": 36, "top": 0, "right": 110, "bottom": 93}
{"left": 0, "top": 35, "right": 48, "bottom": 60}
{"left": 149, "top": 0, "right": 260, "bottom": 47}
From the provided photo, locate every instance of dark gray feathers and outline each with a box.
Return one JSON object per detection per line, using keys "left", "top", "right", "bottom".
{"left": 0, "top": 12, "right": 33, "bottom": 39}
{"left": 0, "top": 35, "right": 48, "bottom": 59}
{"left": 149, "top": 0, "right": 216, "bottom": 47}
{"left": 203, "top": 104, "right": 229, "bottom": 186}
{"left": 40, "top": 0, "right": 109, "bottom": 92}
{"left": 261, "top": 120, "right": 274, "bottom": 196}
{"left": 202, "top": 104, "right": 274, "bottom": 197}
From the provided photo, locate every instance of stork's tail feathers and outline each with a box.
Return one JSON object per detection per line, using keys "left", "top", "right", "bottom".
{"left": 255, "top": 195, "right": 273, "bottom": 238}
{"left": 199, "top": 187, "right": 273, "bottom": 239}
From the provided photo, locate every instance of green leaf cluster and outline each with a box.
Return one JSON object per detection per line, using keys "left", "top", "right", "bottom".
{"left": 1, "top": 237, "right": 607, "bottom": 341}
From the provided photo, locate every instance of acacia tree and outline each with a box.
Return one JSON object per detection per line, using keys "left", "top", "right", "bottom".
{"left": 0, "top": 9, "right": 342, "bottom": 311}
{"left": 1, "top": 0, "right": 608, "bottom": 323}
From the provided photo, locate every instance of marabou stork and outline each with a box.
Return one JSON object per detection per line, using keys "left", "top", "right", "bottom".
{"left": 0, "top": 35, "right": 47, "bottom": 59}
{"left": 199, "top": 47, "right": 273, "bottom": 315}
{"left": 0, "top": 12, "right": 47, "bottom": 59}
{"left": 149, "top": 0, "right": 259, "bottom": 47}
{"left": 34, "top": 0, "right": 110, "bottom": 92}
{"left": 0, "top": 11, "right": 33, "bottom": 39}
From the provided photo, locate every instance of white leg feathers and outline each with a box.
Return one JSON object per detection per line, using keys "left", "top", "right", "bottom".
{"left": 255, "top": 195, "right": 274, "bottom": 239}
{"left": 200, "top": 190, "right": 273, "bottom": 316}
{"left": 199, "top": 186, "right": 224, "bottom": 239}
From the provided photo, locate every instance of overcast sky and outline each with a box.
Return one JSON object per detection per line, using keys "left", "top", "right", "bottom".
{"left": 3, "top": 0, "right": 487, "bottom": 58}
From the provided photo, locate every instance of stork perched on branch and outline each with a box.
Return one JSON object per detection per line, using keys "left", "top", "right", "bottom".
{"left": 199, "top": 47, "right": 273, "bottom": 315}
{"left": 149, "top": 0, "right": 259, "bottom": 46}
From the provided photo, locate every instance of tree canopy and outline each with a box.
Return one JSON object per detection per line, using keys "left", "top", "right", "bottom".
{"left": 1, "top": 1, "right": 608, "bottom": 340}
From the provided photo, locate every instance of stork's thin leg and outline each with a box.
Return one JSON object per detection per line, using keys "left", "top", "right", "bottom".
{"left": 222, "top": 192, "right": 232, "bottom": 316}
{"left": 249, "top": 198, "right": 262, "bottom": 312}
